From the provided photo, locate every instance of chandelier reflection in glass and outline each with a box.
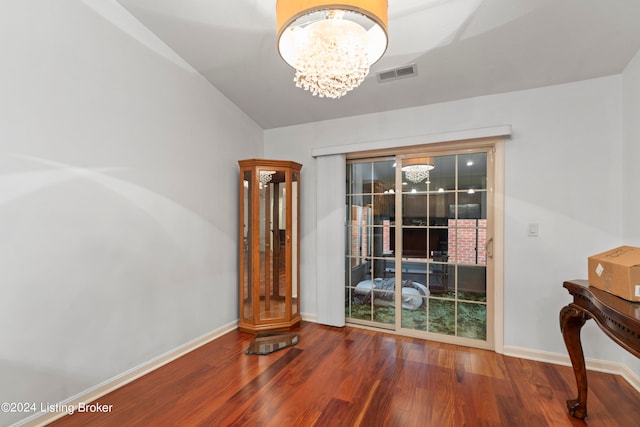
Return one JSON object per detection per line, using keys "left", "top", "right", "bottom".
{"left": 259, "top": 170, "right": 276, "bottom": 186}
{"left": 276, "top": 1, "right": 389, "bottom": 98}
{"left": 402, "top": 158, "right": 435, "bottom": 184}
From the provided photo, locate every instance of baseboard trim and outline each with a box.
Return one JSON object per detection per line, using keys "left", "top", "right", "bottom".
{"left": 503, "top": 345, "right": 640, "bottom": 393}
{"left": 300, "top": 312, "right": 317, "bottom": 323}
{"left": 16, "top": 321, "right": 238, "bottom": 427}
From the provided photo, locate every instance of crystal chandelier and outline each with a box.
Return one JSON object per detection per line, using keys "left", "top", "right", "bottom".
{"left": 402, "top": 158, "right": 435, "bottom": 184}
{"left": 276, "top": 1, "right": 388, "bottom": 98}
{"left": 259, "top": 170, "right": 276, "bottom": 185}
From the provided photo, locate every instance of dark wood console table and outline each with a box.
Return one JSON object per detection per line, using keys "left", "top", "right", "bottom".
{"left": 560, "top": 280, "right": 640, "bottom": 419}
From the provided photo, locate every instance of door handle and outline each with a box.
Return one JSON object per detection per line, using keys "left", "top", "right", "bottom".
{"left": 486, "top": 237, "right": 494, "bottom": 259}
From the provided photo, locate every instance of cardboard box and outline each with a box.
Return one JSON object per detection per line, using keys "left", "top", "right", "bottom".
{"left": 588, "top": 246, "right": 640, "bottom": 301}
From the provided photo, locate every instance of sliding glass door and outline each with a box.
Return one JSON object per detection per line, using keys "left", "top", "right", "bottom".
{"left": 345, "top": 158, "right": 396, "bottom": 327}
{"left": 345, "top": 148, "right": 494, "bottom": 348}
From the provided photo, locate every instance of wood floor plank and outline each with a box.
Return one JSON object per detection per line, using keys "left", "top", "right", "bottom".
{"left": 48, "top": 322, "right": 640, "bottom": 427}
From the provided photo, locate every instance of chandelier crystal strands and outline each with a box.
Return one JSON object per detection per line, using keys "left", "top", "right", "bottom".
{"left": 276, "top": 1, "right": 389, "bottom": 98}
{"left": 259, "top": 170, "right": 276, "bottom": 186}
{"left": 402, "top": 158, "right": 435, "bottom": 184}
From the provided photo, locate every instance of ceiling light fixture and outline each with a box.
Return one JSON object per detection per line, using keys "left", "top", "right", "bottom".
{"left": 402, "top": 157, "right": 435, "bottom": 184}
{"left": 276, "top": 0, "right": 389, "bottom": 98}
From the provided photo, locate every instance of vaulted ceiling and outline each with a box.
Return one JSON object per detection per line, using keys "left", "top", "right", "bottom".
{"left": 116, "top": 0, "right": 640, "bottom": 129}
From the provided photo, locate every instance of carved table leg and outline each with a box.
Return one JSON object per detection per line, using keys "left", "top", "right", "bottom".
{"left": 559, "top": 304, "right": 589, "bottom": 419}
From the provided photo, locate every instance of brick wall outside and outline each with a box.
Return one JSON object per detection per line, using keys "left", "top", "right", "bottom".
{"left": 448, "top": 219, "right": 487, "bottom": 264}
{"left": 350, "top": 206, "right": 373, "bottom": 264}
{"left": 383, "top": 219, "right": 391, "bottom": 253}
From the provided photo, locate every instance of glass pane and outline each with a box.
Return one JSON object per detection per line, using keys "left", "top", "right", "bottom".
{"left": 348, "top": 194, "right": 364, "bottom": 209}
{"left": 346, "top": 219, "right": 373, "bottom": 260}
{"left": 243, "top": 170, "right": 252, "bottom": 321}
{"left": 352, "top": 258, "right": 371, "bottom": 283}
{"left": 400, "top": 259, "right": 427, "bottom": 288}
{"left": 292, "top": 174, "right": 298, "bottom": 316}
{"left": 353, "top": 276, "right": 397, "bottom": 323}
{"left": 259, "top": 170, "right": 286, "bottom": 321}
{"left": 428, "top": 192, "right": 455, "bottom": 224}
{"left": 372, "top": 277, "right": 395, "bottom": 324}
{"left": 402, "top": 193, "right": 427, "bottom": 224}
{"left": 402, "top": 180, "right": 430, "bottom": 193}
{"left": 428, "top": 260, "right": 450, "bottom": 294}
{"left": 380, "top": 220, "right": 394, "bottom": 256}
{"left": 402, "top": 306, "right": 427, "bottom": 330}
{"left": 370, "top": 229, "right": 387, "bottom": 267}
{"left": 457, "top": 302, "right": 486, "bottom": 340}
{"left": 458, "top": 265, "right": 487, "bottom": 301}
{"left": 348, "top": 285, "right": 372, "bottom": 321}
{"left": 401, "top": 279, "right": 428, "bottom": 309}
{"left": 456, "top": 191, "right": 485, "bottom": 219}
{"left": 345, "top": 226, "right": 355, "bottom": 258}
{"left": 429, "top": 227, "right": 449, "bottom": 257}
{"left": 458, "top": 153, "right": 487, "bottom": 191}
{"left": 373, "top": 193, "right": 395, "bottom": 225}
{"left": 373, "top": 305, "right": 395, "bottom": 324}
{"left": 366, "top": 257, "right": 378, "bottom": 281}
{"left": 258, "top": 179, "right": 271, "bottom": 319}
{"left": 428, "top": 298, "right": 455, "bottom": 335}
{"left": 275, "top": 181, "right": 286, "bottom": 316}
{"left": 401, "top": 228, "right": 428, "bottom": 258}
{"left": 350, "top": 202, "right": 372, "bottom": 228}
{"left": 346, "top": 196, "right": 360, "bottom": 224}
{"left": 449, "top": 221, "right": 487, "bottom": 265}
{"left": 278, "top": 183, "right": 287, "bottom": 230}
{"left": 401, "top": 277, "right": 429, "bottom": 330}
{"left": 349, "top": 162, "right": 372, "bottom": 194}
{"left": 430, "top": 155, "right": 456, "bottom": 191}
{"left": 347, "top": 256, "right": 366, "bottom": 286}
{"left": 477, "top": 223, "right": 487, "bottom": 265}
{"left": 401, "top": 156, "right": 434, "bottom": 192}
{"left": 367, "top": 226, "right": 377, "bottom": 259}
{"left": 372, "top": 160, "right": 396, "bottom": 193}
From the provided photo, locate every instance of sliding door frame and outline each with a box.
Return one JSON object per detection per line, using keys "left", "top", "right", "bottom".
{"left": 345, "top": 137, "right": 504, "bottom": 352}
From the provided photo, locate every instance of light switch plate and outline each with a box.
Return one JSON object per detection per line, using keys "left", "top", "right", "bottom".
{"left": 528, "top": 223, "right": 538, "bottom": 237}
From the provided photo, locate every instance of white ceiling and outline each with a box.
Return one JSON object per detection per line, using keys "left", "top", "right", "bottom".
{"left": 116, "top": 0, "right": 640, "bottom": 129}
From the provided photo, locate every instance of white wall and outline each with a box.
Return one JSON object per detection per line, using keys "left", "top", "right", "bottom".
{"left": 621, "top": 48, "right": 640, "bottom": 377}
{"left": 265, "top": 75, "right": 629, "bottom": 366}
{"left": 623, "top": 49, "right": 640, "bottom": 243}
{"left": 0, "top": 1, "right": 262, "bottom": 425}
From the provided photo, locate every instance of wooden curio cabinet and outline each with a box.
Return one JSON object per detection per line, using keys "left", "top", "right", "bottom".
{"left": 238, "top": 159, "right": 302, "bottom": 333}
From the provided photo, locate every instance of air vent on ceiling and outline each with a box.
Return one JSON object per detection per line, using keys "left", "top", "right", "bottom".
{"left": 377, "top": 64, "right": 417, "bottom": 83}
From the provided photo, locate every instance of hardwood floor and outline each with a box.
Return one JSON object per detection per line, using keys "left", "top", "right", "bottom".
{"left": 49, "top": 322, "right": 640, "bottom": 426}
